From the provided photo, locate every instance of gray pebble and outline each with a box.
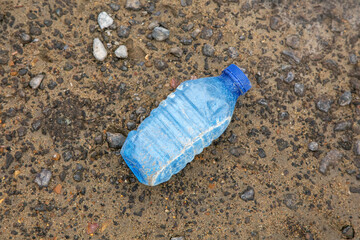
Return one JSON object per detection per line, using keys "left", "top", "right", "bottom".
{"left": 349, "top": 53, "right": 358, "bottom": 64}
{"left": 182, "top": 23, "right": 194, "bottom": 32}
{"left": 319, "top": 150, "right": 343, "bottom": 174}
{"left": 171, "top": 237, "right": 185, "bottom": 240}
{"left": 322, "top": 59, "right": 340, "bottom": 75}
{"left": 136, "top": 107, "right": 147, "bottom": 114}
{"left": 270, "top": 15, "right": 281, "bottom": 30}
{"left": 180, "top": 0, "right": 192, "bottom": 6}
{"left": 98, "top": 12, "right": 113, "bottom": 30}
{"left": 73, "top": 171, "right": 83, "bottom": 182}
{"left": 257, "top": 148, "right": 266, "bottom": 158}
{"left": 200, "top": 27, "right": 213, "bottom": 39}
{"left": 283, "top": 193, "right": 298, "bottom": 210}
{"left": 334, "top": 120, "right": 352, "bottom": 131}
{"left": 31, "top": 119, "right": 42, "bottom": 131}
{"left": 115, "top": 45, "right": 128, "bottom": 59}
{"left": 152, "top": 27, "right": 170, "bottom": 41}
{"left": 29, "top": 74, "right": 45, "bottom": 89}
{"left": 341, "top": 225, "right": 355, "bottom": 239}
{"left": 0, "top": 50, "right": 9, "bottom": 65}
{"left": 170, "top": 47, "right": 183, "bottom": 58}
{"left": 228, "top": 47, "right": 239, "bottom": 58}
{"left": 29, "top": 25, "right": 42, "bottom": 36}
{"left": 180, "top": 38, "right": 192, "bottom": 45}
{"left": 191, "top": 28, "right": 201, "bottom": 39}
{"left": 316, "top": 97, "right": 332, "bottom": 113}
{"left": 17, "top": 126, "right": 27, "bottom": 137}
{"left": 109, "top": 3, "right": 120, "bottom": 11}
{"left": 281, "top": 50, "right": 301, "bottom": 64}
{"left": 93, "top": 38, "right": 107, "bottom": 61}
{"left": 63, "top": 62, "right": 73, "bottom": 71}
{"left": 44, "top": 19, "right": 53, "bottom": 27}
{"left": 240, "top": 186, "right": 255, "bottom": 201}
{"left": 202, "top": 44, "right": 215, "bottom": 57}
{"left": 117, "top": 25, "right": 131, "bottom": 38}
{"left": 125, "top": 0, "right": 142, "bottom": 10}
{"left": 154, "top": 58, "right": 168, "bottom": 71}
{"left": 294, "top": 83, "right": 305, "bottom": 96}
{"left": 106, "top": 132, "right": 126, "bottom": 149}
{"left": 338, "top": 91, "right": 352, "bottom": 106}
{"left": 19, "top": 32, "right": 32, "bottom": 44}
{"left": 285, "top": 34, "right": 300, "bottom": 49}
{"left": 127, "top": 121, "right": 136, "bottom": 130}
{"left": 308, "top": 142, "right": 319, "bottom": 151}
{"left": 94, "top": 133, "right": 104, "bottom": 145}
{"left": 229, "top": 147, "right": 246, "bottom": 157}
{"left": 35, "top": 169, "right": 52, "bottom": 187}
{"left": 148, "top": 21, "right": 159, "bottom": 30}
{"left": 278, "top": 111, "right": 289, "bottom": 121}
{"left": 5, "top": 153, "right": 14, "bottom": 169}
{"left": 62, "top": 151, "right": 73, "bottom": 162}
{"left": 284, "top": 71, "right": 295, "bottom": 83}
{"left": 354, "top": 140, "right": 360, "bottom": 156}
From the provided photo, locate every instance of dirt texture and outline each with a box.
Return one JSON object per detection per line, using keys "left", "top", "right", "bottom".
{"left": 0, "top": 0, "right": 360, "bottom": 239}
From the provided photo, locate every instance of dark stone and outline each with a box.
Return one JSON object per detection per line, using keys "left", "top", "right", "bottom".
{"left": 202, "top": 44, "right": 215, "bottom": 57}
{"left": 117, "top": 25, "right": 131, "bottom": 38}
{"left": 341, "top": 225, "right": 355, "bottom": 239}
{"left": 127, "top": 121, "right": 136, "bottom": 130}
{"left": 322, "top": 59, "right": 340, "bottom": 75}
{"left": 47, "top": 80, "right": 58, "bottom": 90}
{"left": 62, "top": 151, "right": 73, "bottom": 162}
{"left": 19, "top": 32, "right": 32, "bottom": 44}
{"left": 153, "top": 58, "right": 168, "bottom": 71}
{"left": 29, "top": 25, "right": 42, "bottom": 36}
{"left": 283, "top": 193, "right": 298, "bottom": 210}
{"left": 106, "top": 132, "right": 126, "bottom": 149}
{"left": 240, "top": 186, "right": 255, "bottom": 201}
{"left": 199, "top": 27, "right": 213, "bottom": 39}
{"left": 257, "top": 148, "right": 266, "bottom": 158}
{"left": 27, "top": 12, "right": 37, "bottom": 20}
{"left": 94, "top": 133, "right": 104, "bottom": 145}
{"left": 354, "top": 140, "right": 360, "bottom": 156}
{"left": 73, "top": 171, "right": 83, "bottom": 182}
{"left": 270, "top": 16, "right": 281, "bottom": 30}
{"left": 229, "top": 147, "right": 246, "bottom": 157}
{"left": 180, "top": 38, "right": 192, "bottom": 45}
{"left": 17, "top": 126, "right": 27, "bottom": 137}
{"left": 281, "top": 50, "right": 301, "bottom": 64}
{"left": 59, "top": 171, "right": 67, "bottom": 182}
{"left": 5, "top": 153, "right": 14, "bottom": 169}
{"left": 276, "top": 138, "right": 289, "bottom": 151}
{"left": 63, "top": 62, "right": 73, "bottom": 71}
{"left": 316, "top": 97, "right": 333, "bottom": 113}
{"left": 44, "top": 19, "right": 53, "bottom": 27}
{"left": 19, "top": 68, "right": 28, "bottom": 76}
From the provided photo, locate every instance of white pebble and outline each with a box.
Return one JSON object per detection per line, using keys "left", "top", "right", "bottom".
{"left": 98, "top": 12, "right": 113, "bottom": 30}
{"left": 115, "top": 45, "right": 128, "bottom": 59}
{"left": 93, "top": 38, "right": 107, "bottom": 61}
{"left": 29, "top": 74, "right": 45, "bottom": 89}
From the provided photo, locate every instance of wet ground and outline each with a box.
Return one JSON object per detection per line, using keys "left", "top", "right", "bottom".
{"left": 1, "top": 0, "right": 360, "bottom": 239}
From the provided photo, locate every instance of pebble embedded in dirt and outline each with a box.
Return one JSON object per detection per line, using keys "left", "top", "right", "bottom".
{"left": 316, "top": 97, "right": 333, "bottom": 113}
{"left": 202, "top": 44, "right": 215, "bottom": 57}
{"left": 334, "top": 120, "right": 352, "bottom": 131}
{"left": 240, "top": 186, "right": 255, "bottom": 201}
{"left": 73, "top": 170, "right": 83, "bottom": 182}
{"left": 286, "top": 34, "right": 300, "bottom": 49}
{"left": 171, "top": 237, "right": 185, "bottom": 240}
{"left": 94, "top": 133, "right": 104, "bottom": 145}
{"left": 152, "top": 27, "right": 170, "bottom": 41}
{"left": 283, "top": 193, "right": 298, "bottom": 210}
{"left": 270, "top": 15, "right": 282, "bottom": 30}
{"left": 354, "top": 140, "right": 360, "bottom": 156}
{"left": 200, "top": 27, "right": 213, "bottom": 39}
{"left": 338, "top": 91, "right": 352, "bottom": 106}
{"left": 93, "top": 38, "right": 107, "bottom": 61}
{"left": 98, "top": 12, "right": 113, "bottom": 30}
{"left": 29, "top": 25, "right": 42, "bottom": 36}
{"left": 308, "top": 142, "right": 319, "bottom": 151}
{"left": 29, "top": 74, "right": 45, "bottom": 89}
{"left": 349, "top": 53, "right": 358, "bottom": 64}
{"left": 284, "top": 71, "right": 295, "bottom": 83}
{"left": 127, "top": 121, "right": 136, "bottom": 130}
{"left": 0, "top": 50, "right": 9, "bottom": 65}
{"left": 342, "top": 225, "right": 355, "bottom": 239}
{"left": 322, "top": 59, "right": 340, "bottom": 75}
{"left": 153, "top": 58, "right": 168, "bottom": 71}
{"left": 228, "top": 47, "right": 239, "bottom": 58}
{"left": 281, "top": 50, "right": 301, "bottom": 64}
{"left": 31, "top": 119, "right": 42, "bottom": 131}
{"left": 125, "top": 0, "right": 142, "bottom": 10}
{"left": 109, "top": 3, "right": 120, "bottom": 11}
{"left": 117, "top": 25, "right": 131, "bottom": 38}
{"left": 5, "top": 153, "right": 14, "bottom": 169}
{"left": 106, "top": 132, "right": 126, "bottom": 149}
{"left": 19, "top": 32, "right": 32, "bottom": 44}
{"left": 35, "top": 169, "right": 52, "bottom": 187}
{"left": 191, "top": 28, "right": 201, "bottom": 39}
{"left": 170, "top": 47, "right": 183, "bottom": 58}
{"left": 294, "top": 83, "right": 305, "bottom": 96}
{"left": 319, "top": 150, "right": 343, "bottom": 174}
{"left": 17, "top": 126, "right": 27, "bottom": 137}
{"left": 148, "top": 21, "right": 159, "bottom": 30}
{"left": 115, "top": 45, "right": 128, "bottom": 58}
{"left": 229, "top": 147, "right": 246, "bottom": 157}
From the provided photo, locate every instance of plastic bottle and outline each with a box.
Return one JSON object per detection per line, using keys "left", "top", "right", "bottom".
{"left": 121, "top": 64, "right": 251, "bottom": 186}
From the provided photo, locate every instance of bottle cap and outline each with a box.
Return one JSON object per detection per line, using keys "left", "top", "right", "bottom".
{"left": 222, "top": 64, "right": 252, "bottom": 95}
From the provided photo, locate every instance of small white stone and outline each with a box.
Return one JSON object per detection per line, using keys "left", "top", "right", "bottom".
{"left": 98, "top": 12, "right": 113, "bottom": 30}
{"left": 115, "top": 45, "right": 128, "bottom": 59}
{"left": 29, "top": 74, "right": 45, "bottom": 89}
{"left": 93, "top": 38, "right": 107, "bottom": 61}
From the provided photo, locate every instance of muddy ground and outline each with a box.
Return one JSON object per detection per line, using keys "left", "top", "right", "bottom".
{"left": 0, "top": 0, "right": 360, "bottom": 239}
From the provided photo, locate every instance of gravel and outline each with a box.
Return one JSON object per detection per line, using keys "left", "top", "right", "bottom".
{"left": 202, "top": 44, "right": 215, "bottom": 57}
{"left": 0, "top": 50, "right": 9, "bottom": 65}
{"left": 19, "top": 32, "right": 32, "bottom": 44}
{"left": 240, "top": 186, "right": 255, "bottom": 201}
{"left": 98, "top": 12, "right": 113, "bottom": 29}
{"left": 35, "top": 169, "right": 52, "bottom": 187}
{"left": 153, "top": 58, "right": 168, "bottom": 71}
{"left": 334, "top": 120, "right": 352, "bottom": 131}
{"left": 270, "top": 15, "right": 281, "bottom": 30}
{"left": 106, "top": 132, "right": 126, "bottom": 149}
{"left": 199, "top": 27, "right": 213, "bottom": 39}
{"left": 191, "top": 28, "right": 201, "bottom": 38}
{"left": 319, "top": 150, "right": 343, "bottom": 174}
{"left": 354, "top": 140, "right": 360, "bottom": 156}
{"left": 283, "top": 193, "right": 298, "bottom": 210}
{"left": 308, "top": 142, "right": 319, "bottom": 151}
{"left": 338, "top": 91, "right": 352, "bottom": 106}
{"left": 109, "top": 3, "right": 120, "bottom": 11}
{"left": 93, "top": 38, "right": 107, "bottom": 61}
{"left": 148, "top": 21, "right": 159, "bottom": 29}
{"left": 73, "top": 171, "right": 83, "bottom": 182}
{"left": 349, "top": 53, "right": 357, "bottom": 64}
{"left": 341, "top": 225, "right": 355, "bottom": 239}
{"left": 227, "top": 47, "right": 239, "bottom": 58}
{"left": 29, "top": 74, "right": 45, "bottom": 89}
{"left": 281, "top": 50, "right": 301, "bottom": 64}
{"left": 29, "top": 25, "right": 42, "bottom": 35}
{"left": 117, "top": 25, "right": 131, "bottom": 38}
{"left": 5, "top": 153, "right": 14, "bottom": 169}
{"left": 115, "top": 45, "right": 128, "bottom": 58}
{"left": 125, "top": 0, "right": 142, "bottom": 10}
{"left": 170, "top": 47, "right": 183, "bottom": 58}
{"left": 316, "top": 97, "right": 333, "bottom": 113}
{"left": 152, "top": 27, "right": 170, "bottom": 41}
{"left": 284, "top": 71, "right": 295, "bottom": 83}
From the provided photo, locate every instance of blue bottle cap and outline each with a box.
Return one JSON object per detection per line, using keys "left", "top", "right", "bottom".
{"left": 222, "top": 64, "right": 252, "bottom": 95}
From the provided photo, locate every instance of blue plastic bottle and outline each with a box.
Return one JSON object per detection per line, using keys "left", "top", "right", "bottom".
{"left": 121, "top": 64, "right": 251, "bottom": 186}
